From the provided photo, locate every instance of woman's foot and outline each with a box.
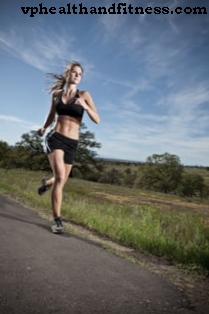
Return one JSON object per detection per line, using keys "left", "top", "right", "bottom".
{"left": 51, "top": 217, "right": 64, "bottom": 234}
{"left": 37, "top": 177, "right": 49, "bottom": 195}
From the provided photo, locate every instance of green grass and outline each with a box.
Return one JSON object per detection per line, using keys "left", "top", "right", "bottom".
{"left": 0, "top": 168, "right": 209, "bottom": 274}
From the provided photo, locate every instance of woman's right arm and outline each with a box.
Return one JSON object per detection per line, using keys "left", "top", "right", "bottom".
{"left": 37, "top": 92, "right": 57, "bottom": 137}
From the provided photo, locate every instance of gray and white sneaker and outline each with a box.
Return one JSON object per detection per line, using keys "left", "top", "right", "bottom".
{"left": 51, "top": 217, "right": 64, "bottom": 234}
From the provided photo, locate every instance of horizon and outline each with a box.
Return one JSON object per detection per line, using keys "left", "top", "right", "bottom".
{"left": 1, "top": 135, "right": 208, "bottom": 168}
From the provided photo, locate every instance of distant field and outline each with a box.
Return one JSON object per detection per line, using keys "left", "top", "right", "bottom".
{"left": 184, "top": 167, "right": 209, "bottom": 185}
{"left": 0, "top": 168, "right": 209, "bottom": 274}
{"left": 99, "top": 161, "right": 209, "bottom": 185}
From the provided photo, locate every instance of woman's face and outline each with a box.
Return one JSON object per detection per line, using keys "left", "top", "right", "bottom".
{"left": 66, "top": 66, "right": 83, "bottom": 85}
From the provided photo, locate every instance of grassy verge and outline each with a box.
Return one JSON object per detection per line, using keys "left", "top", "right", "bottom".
{"left": 0, "top": 168, "right": 209, "bottom": 275}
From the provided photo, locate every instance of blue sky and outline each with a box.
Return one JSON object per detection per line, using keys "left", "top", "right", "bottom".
{"left": 0, "top": 0, "right": 209, "bottom": 166}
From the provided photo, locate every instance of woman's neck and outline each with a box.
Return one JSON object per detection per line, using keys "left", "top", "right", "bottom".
{"left": 65, "top": 84, "right": 77, "bottom": 96}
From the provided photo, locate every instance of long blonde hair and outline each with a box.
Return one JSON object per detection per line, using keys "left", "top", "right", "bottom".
{"left": 46, "top": 61, "right": 84, "bottom": 94}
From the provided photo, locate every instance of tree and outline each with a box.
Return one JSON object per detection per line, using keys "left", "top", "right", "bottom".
{"left": 73, "top": 123, "right": 102, "bottom": 176}
{"left": 178, "top": 173, "right": 207, "bottom": 198}
{"left": 0, "top": 141, "right": 12, "bottom": 168}
{"left": 0, "top": 124, "right": 101, "bottom": 173}
{"left": 98, "top": 167, "right": 123, "bottom": 185}
{"left": 15, "top": 131, "right": 45, "bottom": 154}
{"left": 14, "top": 130, "right": 49, "bottom": 170}
{"left": 138, "top": 153, "right": 183, "bottom": 193}
{"left": 123, "top": 168, "right": 137, "bottom": 187}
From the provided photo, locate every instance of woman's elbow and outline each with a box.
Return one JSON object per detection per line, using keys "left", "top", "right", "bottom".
{"left": 92, "top": 114, "right": 100, "bottom": 124}
{"left": 95, "top": 116, "right": 100, "bottom": 124}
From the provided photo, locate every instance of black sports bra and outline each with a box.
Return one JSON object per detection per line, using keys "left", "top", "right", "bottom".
{"left": 55, "top": 90, "right": 84, "bottom": 119}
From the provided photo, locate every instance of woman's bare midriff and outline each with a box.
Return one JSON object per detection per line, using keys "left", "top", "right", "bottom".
{"left": 53, "top": 116, "right": 81, "bottom": 140}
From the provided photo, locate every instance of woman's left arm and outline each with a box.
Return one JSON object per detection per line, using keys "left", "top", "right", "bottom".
{"left": 76, "top": 91, "right": 100, "bottom": 124}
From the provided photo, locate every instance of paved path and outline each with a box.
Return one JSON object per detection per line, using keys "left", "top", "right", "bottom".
{"left": 0, "top": 194, "right": 207, "bottom": 314}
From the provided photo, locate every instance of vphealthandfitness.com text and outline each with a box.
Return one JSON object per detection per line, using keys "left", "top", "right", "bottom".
{"left": 21, "top": 3, "right": 208, "bottom": 18}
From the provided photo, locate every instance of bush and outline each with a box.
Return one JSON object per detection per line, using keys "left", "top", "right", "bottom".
{"left": 178, "top": 173, "right": 207, "bottom": 198}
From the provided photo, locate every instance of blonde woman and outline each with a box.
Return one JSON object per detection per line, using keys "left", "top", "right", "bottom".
{"left": 37, "top": 61, "right": 100, "bottom": 234}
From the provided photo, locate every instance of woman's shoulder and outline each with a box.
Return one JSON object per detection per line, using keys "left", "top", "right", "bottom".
{"left": 78, "top": 90, "right": 90, "bottom": 97}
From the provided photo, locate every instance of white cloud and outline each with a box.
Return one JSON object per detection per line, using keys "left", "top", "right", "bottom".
{"left": 97, "top": 78, "right": 209, "bottom": 165}
{"left": 0, "top": 114, "right": 40, "bottom": 129}
{"left": 0, "top": 114, "right": 41, "bottom": 145}
{"left": 0, "top": 27, "right": 94, "bottom": 73}
{"left": 0, "top": 114, "right": 40, "bottom": 131}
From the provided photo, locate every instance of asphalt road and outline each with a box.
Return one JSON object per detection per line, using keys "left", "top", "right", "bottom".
{"left": 0, "top": 194, "right": 207, "bottom": 314}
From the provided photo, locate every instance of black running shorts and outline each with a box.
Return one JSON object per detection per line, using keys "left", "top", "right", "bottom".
{"left": 45, "top": 131, "right": 78, "bottom": 164}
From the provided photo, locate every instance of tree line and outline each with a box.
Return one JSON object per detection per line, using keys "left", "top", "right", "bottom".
{"left": 0, "top": 124, "right": 208, "bottom": 199}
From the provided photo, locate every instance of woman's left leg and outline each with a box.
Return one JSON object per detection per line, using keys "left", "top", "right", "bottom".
{"left": 47, "top": 150, "right": 72, "bottom": 218}
{"left": 39, "top": 164, "right": 71, "bottom": 190}
{"left": 37, "top": 177, "right": 54, "bottom": 196}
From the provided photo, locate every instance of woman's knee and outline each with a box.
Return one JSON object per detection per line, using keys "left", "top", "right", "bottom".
{"left": 54, "top": 174, "right": 66, "bottom": 185}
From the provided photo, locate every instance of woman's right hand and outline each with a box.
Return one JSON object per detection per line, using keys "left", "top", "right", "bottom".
{"left": 37, "top": 127, "right": 46, "bottom": 137}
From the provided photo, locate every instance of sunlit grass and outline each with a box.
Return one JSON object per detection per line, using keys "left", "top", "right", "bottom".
{"left": 0, "top": 168, "right": 209, "bottom": 274}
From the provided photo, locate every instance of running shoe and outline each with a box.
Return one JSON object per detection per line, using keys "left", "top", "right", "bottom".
{"left": 38, "top": 177, "right": 49, "bottom": 195}
{"left": 51, "top": 217, "right": 64, "bottom": 234}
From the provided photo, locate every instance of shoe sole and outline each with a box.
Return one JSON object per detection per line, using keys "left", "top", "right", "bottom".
{"left": 51, "top": 226, "right": 64, "bottom": 234}
{"left": 37, "top": 186, "right": 49, "bottom": 195}
{"left": 38, "top": 177, "right": 49, "bottom": 195}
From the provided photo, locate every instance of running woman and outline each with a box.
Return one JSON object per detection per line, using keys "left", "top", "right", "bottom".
{"left": 37, "top": 61, "right": 100, "bottom": 233}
